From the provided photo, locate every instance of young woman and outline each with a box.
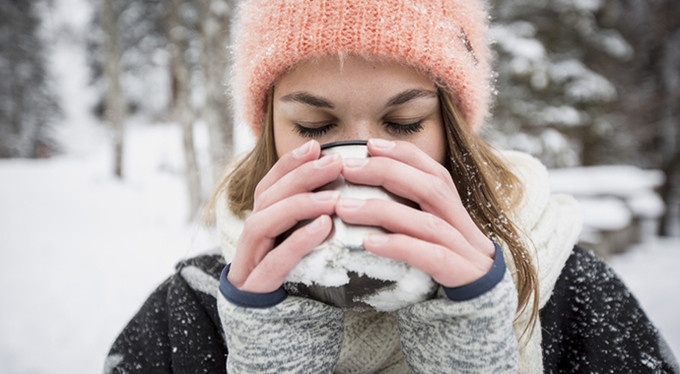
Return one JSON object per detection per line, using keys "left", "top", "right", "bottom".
{"left": 106, "top": 0, "right": 679, "bottom": 372}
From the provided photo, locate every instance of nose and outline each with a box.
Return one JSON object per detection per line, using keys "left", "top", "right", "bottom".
{"left": 342, "top": 121, "right": 378, "bottom": 141}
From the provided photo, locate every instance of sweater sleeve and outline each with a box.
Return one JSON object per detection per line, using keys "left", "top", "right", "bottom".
{"left": 395, "top": 251, "right": 518, "bottom": 373}
{"left": 217, "top": 265, "right": 344, "bottom": 373}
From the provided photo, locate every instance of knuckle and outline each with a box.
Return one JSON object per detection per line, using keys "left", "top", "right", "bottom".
{"left": 431, "top": 176, "right": 450, "bottom": 196}
{"left": 424, "top": 212, "right": 446, "bottom": 232}
{"left": 256, "top": 258, "right": 278, "bottom": 276}
{"left": 425, "top": 245, "right": 451, "bottom": 280}
{"left": 253, "top": 180, "right": 268, "bottom": 201}
{"left": 434, "top": 164, "right": 453, "bottom": 185}
{"left": 422, "top": 176, "right": 451, "bottom": 204}
{"left": 242, "top": 215, "right": 264, "bottom": 239}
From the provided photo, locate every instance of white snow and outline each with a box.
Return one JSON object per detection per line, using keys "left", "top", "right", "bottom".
{"left": 593, "top": 30, "right": 634, "bottom": 60}
{"left": 491, "top": 22, "right": 544, "bottom": 61}
{"left": 286, "top": 240, "right": 437, "bottom": 311}
{"left": 549, "top": 59, "right": 617, "bottom": 103}
{"left": 0, "top": 122, "right": 218, "bottom": 374}
{"left": 537, "top": 105, "right": 582, "bottom": 127}
{"left": 578, "top": 197, "right": 633, "bottom": 231}
{"left": 550, "top": 165, "right": 667, "bottom": 235}
{"left": 550, "top": 165, "right": 665, "bottom": 199}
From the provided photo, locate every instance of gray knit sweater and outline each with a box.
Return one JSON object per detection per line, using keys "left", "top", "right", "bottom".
{"left": 218, "top": 268, "right": 518, "bottom": 373}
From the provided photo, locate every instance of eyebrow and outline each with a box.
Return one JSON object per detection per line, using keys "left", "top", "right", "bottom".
{"left": 386, "top": 88, "right": 437, "bottom": 107}
{"left": 279, "top": 88, "right": 437, "bottom": 109}
{"left": 279, "top": 92, "right": 335, "bottom": 109}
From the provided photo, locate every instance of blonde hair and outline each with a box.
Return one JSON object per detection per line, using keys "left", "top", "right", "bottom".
{"left": 438, "top": 91, "right": 539, "bottom": 338}
{"left": 206, "top": 89, "right": 539, "bottom": 336}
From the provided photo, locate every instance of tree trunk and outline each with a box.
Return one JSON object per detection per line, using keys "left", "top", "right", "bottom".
{"left": 657, "top": 25, "right": 680, "bottom": 236}
{"left": 101, "top": 0, "right": 127, "bottom": 178}
{"left": 657, "top": 105, "right": 680, "bottom": 237}
{"left": 658, "top": 146, "right": 680, "bottom": 236}
{"left": 199, "top": 0, "right": 234, "bottom": 184}
{"left": 167, "top": 0, "right": 202, "bottom": 220}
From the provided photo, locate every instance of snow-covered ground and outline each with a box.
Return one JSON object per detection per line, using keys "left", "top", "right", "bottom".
{"left": 0, "top": 121, "right": 218, "bottom": 374}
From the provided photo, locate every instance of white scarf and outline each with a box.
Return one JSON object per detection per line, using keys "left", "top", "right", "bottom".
{"left": 499, "top": 150, "right": 583, "bottom": 373}
{"left": 215, "top": 150, "right": 582, "bottom": 373}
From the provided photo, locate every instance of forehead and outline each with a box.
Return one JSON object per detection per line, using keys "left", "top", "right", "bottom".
{"left": 273, "top": 54, "right": 436, "bottom": 97}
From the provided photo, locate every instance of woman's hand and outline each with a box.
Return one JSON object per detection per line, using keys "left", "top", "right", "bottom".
{"left": 335, "top": 138, "right": 495, "bottom": 288}
{"left": 228, "top": 140, "right": 343, "bottom": 293}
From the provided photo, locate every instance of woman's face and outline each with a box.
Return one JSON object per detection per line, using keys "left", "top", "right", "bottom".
{"left": 272, "top": 55, "right": 447, "bottom": 163}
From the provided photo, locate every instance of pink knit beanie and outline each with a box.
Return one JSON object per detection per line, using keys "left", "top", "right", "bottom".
{"left": 230, "top": 0, "right": 492, "bottom": 136}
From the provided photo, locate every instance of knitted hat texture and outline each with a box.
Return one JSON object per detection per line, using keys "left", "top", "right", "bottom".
{"left": 230, "top": 0, "right": 492, "bottom": 136}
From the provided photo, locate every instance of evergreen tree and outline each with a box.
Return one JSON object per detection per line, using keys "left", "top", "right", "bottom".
{"left": 487, "top": 0, "right": 622, "bottom": 167}
{"left": 487, "top": 0, "right": 680, "bottom": 234}
{"left": 0, "top": 0, "right": 60, "bottom": 158}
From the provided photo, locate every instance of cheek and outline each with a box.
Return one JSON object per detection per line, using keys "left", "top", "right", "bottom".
{"left": 422, "top": 122, "right": 447, "bottom": 164}
{"left": 272, "top": 118, "right": 306, "bottom": 158}
{"left": 426, "top": 140, "right": 447, "bottom": 165}
{"left": 272, "top": 119, "right": 287, "bottom": 158}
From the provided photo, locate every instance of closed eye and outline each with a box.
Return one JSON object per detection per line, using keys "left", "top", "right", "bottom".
{"left": 384, "top": 121, "right": 423, "bottom": 135}
{"left": 294, "top": 123, "right": 336, "bottom": 138}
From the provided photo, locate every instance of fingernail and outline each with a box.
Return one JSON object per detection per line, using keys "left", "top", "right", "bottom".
{"left": 343, "top": 158, "right": 368, "bottom": 168}
{"left": 366, "top": 233, "right": 389, "bottom": 245}
{"left": 370, "top": 138, "right": 395, "bottom": 149}
{"left": 293, "top": 140, "right": 314, "bottom": 158}
{"left": 314, "top": 154, "right": 340, "bottom": 168}
{"left": 312, "top": 190, "right": 339, "bottom": 201}
{"left": 305, "top": 216, "right": 326, "bottom": 233}
{"left": 339, "top": 197, "right": 365, "bottom": 209}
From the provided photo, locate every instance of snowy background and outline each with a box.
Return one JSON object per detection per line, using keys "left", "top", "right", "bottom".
{"left": 1, "top": 0, "right": 679, "bottom": 373}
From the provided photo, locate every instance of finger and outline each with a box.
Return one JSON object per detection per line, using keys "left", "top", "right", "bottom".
{"left": 365, "top": 139, "right": 495, "bottom": 255}
{"left": 363, "top": 233, "right": 492, "bottom": 288}
{"left": 342, "top": 155, "right": 491, "bottom": 254}
{"left": 367, "top": 138, "right": 454, "bottom": 188}
{"left": 342, "top": 155, "right": 457, "bottom": 212}
{"left": 241, "top": 215, "right": 333, "bottom": 293}
{"left": 239, "top": 190, "right": 339, "bottom": 257}
{"left": 254, "top": 140, "right": 320, "bottom": 202}
{"left": 255, "top": 152, "right": 342, "bottom": 211}
{"left": 228, "top": 191, "right": 339, "bottom": 287}
{"left": 336, "top": 197, "right": 492, "bottom": 265}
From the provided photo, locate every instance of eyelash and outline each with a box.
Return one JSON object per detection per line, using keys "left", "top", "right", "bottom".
{"left": 294, "top": 123, "right": 335, "bottom": 137}
{"left": 386, "top": 121, "right": 423, "bottom": 135}
{"left": 294, "top": 121, "right": 424, "bottom": 138}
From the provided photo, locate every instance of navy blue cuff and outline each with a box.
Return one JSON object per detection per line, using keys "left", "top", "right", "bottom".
{"left": 442, "top": 242, "right": 507, "bottom": 302}
{"left": 219, "top": 264, "right": 288, "bottom": 308}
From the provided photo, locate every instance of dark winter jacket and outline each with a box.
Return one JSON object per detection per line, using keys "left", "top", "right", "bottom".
{"left": 105, "top": 245, "right": 678, "bottom": 373}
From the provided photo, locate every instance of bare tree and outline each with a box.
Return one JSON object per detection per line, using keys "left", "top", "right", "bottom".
{"left": 100, "top": 0, "right": 127, "bottom": 178}
{"left": 198, "top": 0, "right": 234, "bottom": 183}
{"left": 167, "top": 0, "right": 202, "bottom": 219}
{"left": 657, "top": 28, "right": 680, "bottom": 236}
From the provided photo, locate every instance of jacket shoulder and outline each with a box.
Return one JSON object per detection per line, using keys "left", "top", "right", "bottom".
{"left": 540, "top": 246, "right": 679, "bottom": 373}
{"left": 175, "top": 250, "right": 225, "bottom": 277}
{"left": 105, "top": 251, "right": 228, "bottom": 373}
